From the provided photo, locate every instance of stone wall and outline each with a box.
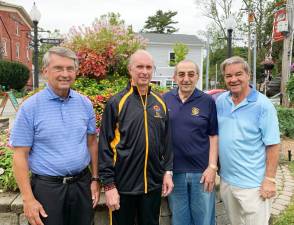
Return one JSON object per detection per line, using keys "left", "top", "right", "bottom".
{"left": 0, "top": 192, "right": 172, "bottom": 225}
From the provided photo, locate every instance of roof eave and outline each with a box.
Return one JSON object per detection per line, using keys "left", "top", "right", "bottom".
{"left": 0, "top": 1, "right": 33, "bottom": 28}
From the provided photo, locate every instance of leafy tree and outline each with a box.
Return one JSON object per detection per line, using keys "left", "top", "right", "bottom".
{"left": 170, "top": 43, "right": 189, "bottom": 66}
{"left": 196, "top": 0, "right": 285, "bottom": 85}
{"left": 143, "top": 10, "right": 178, "bottom": 34}
{"left": 63, "top": 13, "right": 146, "bottom": 79}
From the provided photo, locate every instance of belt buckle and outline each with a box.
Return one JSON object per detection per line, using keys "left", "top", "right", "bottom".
{"left": 62, "top": 176, "right": 73, "bottom": 184}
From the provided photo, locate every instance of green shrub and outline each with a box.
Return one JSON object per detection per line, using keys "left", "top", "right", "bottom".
{"left": 0, "top": 60, "right": 30, "bottom": 91}
{"left": 0, "top": 130, "right": 18, "bottom": 191}
{"left": 63, "top": 13, "right": 147, "bottom": 79}
{"left": 276, "top": 106, "right": 294, "bottom": 139}
{"left": 72, "top": 75, "right": 128, "bottom": 97}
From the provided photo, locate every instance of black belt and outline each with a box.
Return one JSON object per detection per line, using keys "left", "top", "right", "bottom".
{"left": 32, "top": 167, "right": 89, "bottom": 184}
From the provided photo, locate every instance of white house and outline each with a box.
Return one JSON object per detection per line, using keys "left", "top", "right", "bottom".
{"left": 140, "top": 33, "right": 205, "bottom": 90}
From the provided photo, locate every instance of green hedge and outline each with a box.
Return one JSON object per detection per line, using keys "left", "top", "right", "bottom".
{"left": 277, "top": 106, "right": 294, "bottom": 138}
{"left": 0, "top": 60, "right": 30, "bottom": 91}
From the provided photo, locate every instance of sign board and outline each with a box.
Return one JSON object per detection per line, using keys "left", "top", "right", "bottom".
{"left": 272, "top": 8, "right": 287, "bottom": 42}
{"left": 40, "top": 38, "right": 63, "bottom": 45}
{"left": 0, "top": 91, "right": 19, "bottom": 116}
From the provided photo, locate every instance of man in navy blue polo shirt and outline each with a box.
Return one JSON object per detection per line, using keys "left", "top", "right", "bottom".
{"left": 10, "top": 47, "right": 100, "bottom": 225}
{"left": 164, "top": 60, "right": 218, "bottom": 225}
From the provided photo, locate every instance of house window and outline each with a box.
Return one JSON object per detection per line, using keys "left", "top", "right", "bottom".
{"left": 166, "top": 80, "right": 177, "bottom": 89}
{"left": 169, "top": 52, "right": 175, "bottom": 66}
{"left": 16, "top": 43, "right": 20, "bottom": 59}
{"left": 1, "top": 39, "right": 7, "bottom": 56}
{"left": 16, "top": 22, "right": 19, "bottom": 36}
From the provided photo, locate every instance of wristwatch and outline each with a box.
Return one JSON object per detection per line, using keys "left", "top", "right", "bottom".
{"left": 165, "top": 171, "right": 173, "bottom": 176}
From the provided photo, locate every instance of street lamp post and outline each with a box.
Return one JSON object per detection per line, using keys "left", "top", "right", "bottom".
{"left": 30, "top": 2, "right": 41, "bottom": 89}
{"left": 225, "top": 16, "right": 236, "bottom": 58}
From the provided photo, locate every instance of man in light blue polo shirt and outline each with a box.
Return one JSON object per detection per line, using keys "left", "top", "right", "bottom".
{"left": 216, "top": 56, "right": 280, "bottom": 225}
{"left": 10, "top": 47, "right": 100, "bottom": 225}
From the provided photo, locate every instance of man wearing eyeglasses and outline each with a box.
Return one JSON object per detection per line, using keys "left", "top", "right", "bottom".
{"left": 164, "top": 60, "right": 218, "bottom": 225}
{"left": 10, "top": 46, "right": 100, "bottom": 225}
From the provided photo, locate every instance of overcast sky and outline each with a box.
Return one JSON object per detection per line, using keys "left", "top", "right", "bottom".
{"left": 6, "top": 0, "right": 209, "bottom": 36}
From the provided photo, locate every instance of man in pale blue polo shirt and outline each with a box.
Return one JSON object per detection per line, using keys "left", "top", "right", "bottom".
{"left": 216, "top": 56, "right": 280, "bottom": 225}
{"left": 10, "top": 47, "right": 100, "bottom": 225}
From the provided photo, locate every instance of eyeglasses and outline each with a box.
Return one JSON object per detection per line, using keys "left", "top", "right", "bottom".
{"left": 51, "top": 66, "right": 76, "bottom": 73}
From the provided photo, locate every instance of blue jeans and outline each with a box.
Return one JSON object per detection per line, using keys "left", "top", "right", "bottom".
{"left": 169, "top": 173, "right": 215, "bottom": 225}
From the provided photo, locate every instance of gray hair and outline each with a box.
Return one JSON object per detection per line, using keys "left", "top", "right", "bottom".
{"left": 42, "top": 46, "right": 79, "bottom": 69}
{"left": 174, "top": 60, "right": 199, "bottom": 75}
{"left": 220, "top": 56, "right": 251, "bottom": 76}
{"left": 128, "top": 49, "right": 154, "bottom": 68}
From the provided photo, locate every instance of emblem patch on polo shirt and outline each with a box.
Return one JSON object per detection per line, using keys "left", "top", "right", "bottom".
{"left": 153, "top": 105, "right": 163, "bottom": 118}
{"left": 191, "top": 107, "right": 200, "bottom": 116}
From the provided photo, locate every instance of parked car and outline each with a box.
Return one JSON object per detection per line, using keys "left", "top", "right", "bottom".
{"left": 205, "top": 89, "right": 226, "bottom": 100}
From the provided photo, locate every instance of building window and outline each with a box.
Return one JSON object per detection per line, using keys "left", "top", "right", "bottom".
{"left": 16, "top": 22, "right": 19, "bottom": 36}
{"left": 16, "top": 43, "right": 20, "bottom": 59}
{"left": 169, "top": 52, "right": 175, "bottom": 66}
{"left": 1, "top": 39, "right": 7, "bottom": 56}
{"left": 151, "top": 80, "right": 161, "bottom": 86}
{"left": 26, "top": 44, "right": 30, "bottom": 61}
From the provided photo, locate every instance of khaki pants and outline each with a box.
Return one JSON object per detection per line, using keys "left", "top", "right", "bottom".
{"left": 220, "top": 180, "right": 272, "bottom": 225}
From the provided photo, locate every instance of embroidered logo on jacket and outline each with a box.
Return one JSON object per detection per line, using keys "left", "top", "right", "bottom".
{"left": 153, "top": 105, "right": 163, "bottom": 118}
{"left": 191, "top": 107, "right": 200, "bottom": 116}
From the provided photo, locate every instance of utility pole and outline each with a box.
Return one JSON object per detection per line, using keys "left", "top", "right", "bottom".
{"left": 205, "top": 37, "right": 210, "bottom": 91}
{"left": 215, "top": 64, "right": 218, "bottom": 89}
{"left": 253, "top": 32, "right": 257, "bottom": 88}
{"left": 248, "top": 23, "right": 252, "bottom": 69}
{"left": 247, "top": 0, "right": 253, "bottom": 70}
{"left": 281, "top": 0, "right": 293, "bottom": 106}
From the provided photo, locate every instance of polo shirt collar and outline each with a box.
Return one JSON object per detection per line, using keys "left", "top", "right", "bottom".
{"left": 246, "top": 85, "right": 258, "bottom": 102}
{"left": 45, "top": 83, "right": 74, "bottom": 100}
{"left": 226, "top": 85, "right": 258, "bottom": 102}
{"left": 172, "top": 87, "right": 203, "bottom": 103}
{"left": 226, "top": 85, "right": 258, "bottom": 110}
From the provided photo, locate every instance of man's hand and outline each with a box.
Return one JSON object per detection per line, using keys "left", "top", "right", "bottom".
{"left": 162, "top": 173, "right": 174, "bottom": 197}
{"left": 200, "top": 167, "right": 216, "bottom": 192}
{"left": 23, "top": 198, "right": 47, "bottom": 225}
{"left": 105, "top": 188, "right": 120, "bottom": 211}
{"left": 91, "top": 181, "right": 100, "bottom": 208}
{"left": 260, "top": 179, "right": 276, "bottom": 200}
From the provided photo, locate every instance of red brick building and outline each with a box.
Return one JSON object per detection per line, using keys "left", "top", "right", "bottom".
{"left": 0, "top": 1, "right": 33, "bottom": 87}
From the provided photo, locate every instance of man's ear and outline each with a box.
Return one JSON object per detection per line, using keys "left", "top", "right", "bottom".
{"left": 42, "top": 67, "right": 48, "bottom": 79}
{"left": 127, "top": 64, "right": 132, "bottom": 74}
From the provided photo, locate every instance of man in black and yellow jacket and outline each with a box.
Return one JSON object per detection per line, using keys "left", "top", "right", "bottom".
{"left": 98, "top": 49, "right": 173, "bottom": 225}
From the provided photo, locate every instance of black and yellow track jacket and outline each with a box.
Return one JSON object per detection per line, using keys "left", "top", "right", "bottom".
{"left": 98, "top": 83, "right": 173, "bottom": 194}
